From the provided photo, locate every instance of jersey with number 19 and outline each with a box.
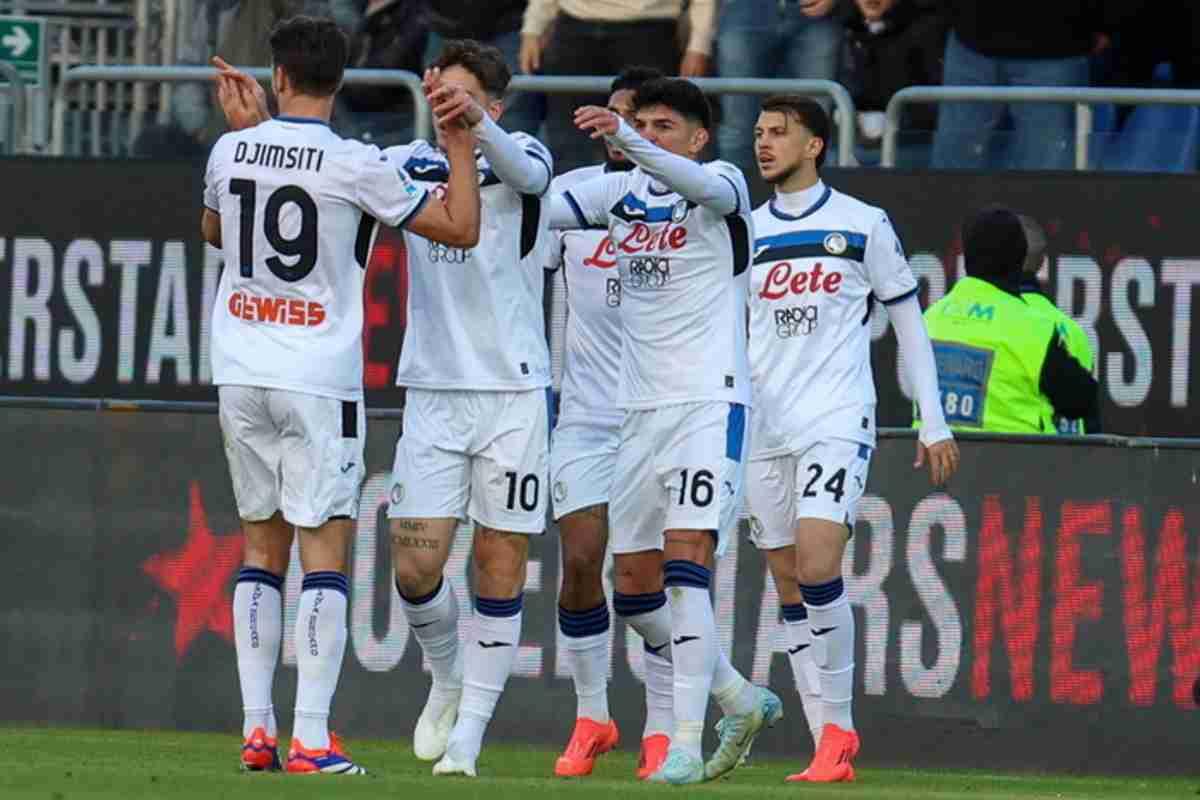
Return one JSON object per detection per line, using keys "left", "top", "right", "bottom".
{"left": 204, "top": 115, "right": 427, "bottom": 528}
{"left": 205, "top": 116, "right": 428, "bottom": 400}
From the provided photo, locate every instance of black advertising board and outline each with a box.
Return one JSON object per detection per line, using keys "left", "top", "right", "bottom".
{"left": 0, "top": 159, "right": 1197, "bottom": 435}
{"left": 0, "top": 409, "right": 1196, "bottom": 773}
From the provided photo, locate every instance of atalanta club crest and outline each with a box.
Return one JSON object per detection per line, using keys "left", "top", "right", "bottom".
{"left": 671, "top": 199, "right": 690, "bottom": 223}
{"left": 824, "top": 232, "right": 848, "bottom": 255}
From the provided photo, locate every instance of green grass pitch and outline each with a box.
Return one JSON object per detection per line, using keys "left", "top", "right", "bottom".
{"left": 0, "top": 728, "right": 1192, "bottom": 800}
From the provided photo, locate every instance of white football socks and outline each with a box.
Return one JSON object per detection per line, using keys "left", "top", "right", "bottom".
{"left": 400, "top": 576, "right": 462, "bottom": 711}
{"left": 664, "top": 561, "right": 718, "bottom": 760}
{"left": 559, "top": 603, "right": 611, "bottom": 722}
{"left": 782, "top": 603, "right": 823, "bottom": 745}
{"left": 293, "top": 572, "right": 349, "bottom": 750}
{"left": 802, "top": 578, "right": 855, "bottom": 732}
{"left": 613, "top": 591, "right": 674, "bottom": 740}
{"left": 448, "top": 595, "right": 523, "bottom": 761}
{"left": 712, "top": 647, "right": 759, "bottom": 717}
{"left": 234, "top": 567, "right": 283, "bottom": 739}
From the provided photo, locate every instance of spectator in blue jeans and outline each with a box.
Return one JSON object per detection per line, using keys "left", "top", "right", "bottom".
{"left": 717, "top": 0, "right": 841, "bottom": 174}
{"left": 932, "top": 1, "right": 1114, "bottom": 170}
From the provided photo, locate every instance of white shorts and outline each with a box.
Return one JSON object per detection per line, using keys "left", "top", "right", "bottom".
{"left": 745, "top": 437, "right": 873, "bottom": 551}
{"left": 388, "top": 388, "right": 550, "bottom": 534}
{"left": 218, "top": 385, "right": 365, "bottom": 529}
{"left": 610, "top": 402, "right": 747, "bottom": 557}
{"left": 550, "top": 416, "right": 621, "bottom": 520}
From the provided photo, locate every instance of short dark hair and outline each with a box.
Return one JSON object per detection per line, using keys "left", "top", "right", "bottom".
{"left": 759, "top": 94, "right": 831, "bottom": 168}
{"left": 431, "top": 39, "right": 511, "bottom": 98}
{"left": 611, "top": 66, "right": 665, "bottom": 95}
{"left": 268, "top": 16, "right": 348, "bottom": 97}
{"left": 963, "top": 206, "right": 1028, "bottom": 281}
{"left": 632, "top": 78, "right": 712, "bottom": 129}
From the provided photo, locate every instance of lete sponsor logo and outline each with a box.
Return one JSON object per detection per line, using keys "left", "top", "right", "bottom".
{"left": 759, "top": 261, "right": 844, "bottom": 301}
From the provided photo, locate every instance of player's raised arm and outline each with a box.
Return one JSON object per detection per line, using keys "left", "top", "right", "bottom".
{"left": 401, "top": 119, "right": 482, "bottom": 248}
{"left": 547, "top": 171, "right": 624, "bottom": 231}
{"left": 865, "top": 213, "right": 958, "bottom": 486}
{"left": 575, "top": 108, "right": 739, "bottom": 216}
{"left": 426, "top": 66, "right": 552, "bottom": 196}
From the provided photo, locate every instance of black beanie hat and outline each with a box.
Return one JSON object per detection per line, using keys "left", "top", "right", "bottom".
{"left": 963, "top": 206, "right": 1028, "bottom": 281}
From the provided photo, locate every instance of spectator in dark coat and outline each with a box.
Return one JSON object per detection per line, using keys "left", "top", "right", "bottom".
{"left": 840, "top": 0, "right": 946, "bottom": 157}
{"left": 931, "top": 0, "right": 1117, "bottom": 170}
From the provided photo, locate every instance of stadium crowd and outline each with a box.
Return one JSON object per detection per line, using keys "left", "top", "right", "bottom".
{"left": 143, "top": 0, "right": 1200, "bottom": 170}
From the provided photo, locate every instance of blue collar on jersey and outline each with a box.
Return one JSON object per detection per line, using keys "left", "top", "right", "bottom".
{"left": 769, "top": 183, "right": 831, "bottom": 221}
{"left": 276, "top": 115, "right": 329, "bottom": 126}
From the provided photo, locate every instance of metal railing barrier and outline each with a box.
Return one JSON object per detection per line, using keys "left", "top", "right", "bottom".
{"left": 52, "top": 65, "right": 429, "bottom": 155}
{"left": 52, "top": 66, "right": 859, "bottom": 164}
{"left": 0, "top": 62, "right": 28, "bottom": 155}
{"left": 508, "top": 75, "right": 858, "bottom": 166}
{"left": 883, "top": 85, "right": 1200, "bottom": 170}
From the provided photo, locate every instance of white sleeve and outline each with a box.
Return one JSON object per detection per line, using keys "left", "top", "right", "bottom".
{"left": 355, "top": 144, "right": 429, "bottom": 229}
{"left": 605, "top": 119, "right": 742, "bottom": 215}
{"left": 473, "top": 116, "right": 553, "bottom": 195}
{"left": 864, "top": 212, "right": 919, "bottom": 305}
{"left": 544, "top": 230, "right": 565, "bottom": 272}
{"left": 552, "top": 173, "right": 621, "bottom": 229}
{"left": 890, "top": 296, "right": 953, "bottom": 446}
{"left": 203, "top": 136, "right": 225, "bottom": 212}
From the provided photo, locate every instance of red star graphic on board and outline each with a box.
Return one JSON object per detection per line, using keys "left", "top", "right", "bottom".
{"left": 142, "top": 482, "right": 244, "bottom": 660}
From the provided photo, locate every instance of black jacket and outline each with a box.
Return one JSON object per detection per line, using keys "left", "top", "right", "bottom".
{"left": 945, "top": 0, "right": 1115, "bottom": 60}
{"left": 425, "top": 0, "right": 526, "bottom": 41}
{"left": 983, "top": 275, "right": 1101, "bottom": 430}
{"left": 840, "top": 1, "right": 946, "bottom": 129}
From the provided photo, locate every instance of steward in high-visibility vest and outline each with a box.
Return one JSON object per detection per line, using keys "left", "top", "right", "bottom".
{"left": 1017, "top": 214, "right": 1099, "bottom": 434}
{"left": 915, "top": 207, "right": 1099, "bottom": 435}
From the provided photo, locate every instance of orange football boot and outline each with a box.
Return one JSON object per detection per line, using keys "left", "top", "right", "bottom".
{"left": 635, "top": 733, "right": 671, "bottom": 780}
{"left": 240, "top": 727, "right": 280, "bottom": 772}
{"left": 554, "top": 718, "right": 620, "bottom": 777}
{"left": 786, "top": 723, "right": 860, "bottom": 783}
{"left": 286, "top": 732, "right": 368, "bottom": 775}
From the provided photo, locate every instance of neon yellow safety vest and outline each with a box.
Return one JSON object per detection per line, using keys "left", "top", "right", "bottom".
{"left": 915, "top": 277, "right": 1057, "bottom": 435}
{"left": 1021, "top": 291, "right": 1096, "bottom": 435}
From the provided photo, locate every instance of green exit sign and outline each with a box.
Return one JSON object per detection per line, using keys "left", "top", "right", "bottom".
{"left": 0, "top": 16, "right": 46, "bottom": 88}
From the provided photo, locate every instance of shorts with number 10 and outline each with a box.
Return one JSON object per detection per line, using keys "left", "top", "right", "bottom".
{"left": 387, "top": 388, "right": 549, "bottom": 534}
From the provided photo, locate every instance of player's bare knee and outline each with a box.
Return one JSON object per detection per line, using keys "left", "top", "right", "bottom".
{"left": 765, "top": 546, "right": 804, "bottom": 605}
{"left": 391, "top": 518, "right": 449, "bottom": 596}
{"left": 612, "top": 550, "right": 664, "bottom": 595}
{"left": 663, "top": 529, "right": 714, "bottom": 566}
{"left": 242, "top": 513, "right": 293, "bottom": 574}
{"left": 473, "top": 526, "right": 529, "bottom": 598}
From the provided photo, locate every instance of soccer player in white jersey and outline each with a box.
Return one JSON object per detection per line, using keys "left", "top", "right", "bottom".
{"left": 744, "top": 95, "right": 959, "bottom": 782}
{"left": 546, "top": 78, "right": 779, "bottom": 785}
{"left": 202, "top": 17, "right": 481, "bottom": 776}
{"left": 383, "top": 40, "right": 555, "bottom": 778}
{"left": 545, "top": 66, "right": 676, "bottom": 781}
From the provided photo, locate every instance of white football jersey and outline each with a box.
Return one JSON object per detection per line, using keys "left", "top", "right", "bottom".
{"left": 562, "top": 162, "right": 753, "bottom": 410}
{"left": 748, "top": 182, "right": 918, "bottom": 456}
{"left": 204, "top": 116, "right": 428, "bottom": 401}
{"left": 547, "top": 165, "right": 624, "bottom": 425}
{"left": 386, "top": 135, "right": 553, "bottom": 391}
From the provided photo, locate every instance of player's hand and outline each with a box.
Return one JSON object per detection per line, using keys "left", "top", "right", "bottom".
{"left": 426, "top": 68, "right": 485, "bottom": 127}
{"left": 519, "top": 32, "right": 548, "bottom": 74}
{"left": 679, "top": 50, "right": 710, "bottom": 78}
{"left": 212, "top": 56, "right": 269, "bottom": 129}
{"left": 574, "top": 105, "right": 621, "bottom": 139}
{"left": 800, "top": 0, "right": 837, "bottom": 17}
{"left": 914, "top": 437, "right": 960, "bottom": 488}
